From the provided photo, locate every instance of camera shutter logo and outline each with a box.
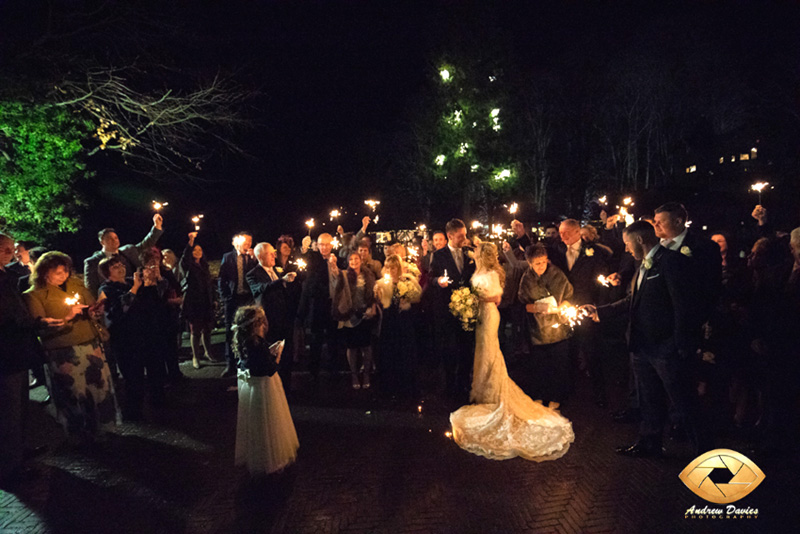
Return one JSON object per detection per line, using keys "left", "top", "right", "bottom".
{"left": 678, "top": 449, "right": 765, "bottom": 504}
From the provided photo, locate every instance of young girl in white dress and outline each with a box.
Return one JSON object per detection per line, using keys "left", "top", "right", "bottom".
{"left": 449, "top": 243, "right": 575, "bottom": 462}
{"left": 233, "top": 306, "right": 299, "bottom": 475}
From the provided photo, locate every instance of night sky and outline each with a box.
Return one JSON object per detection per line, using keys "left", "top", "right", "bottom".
{"left": 2, "top": 0, "right": 798, "bottom": 259}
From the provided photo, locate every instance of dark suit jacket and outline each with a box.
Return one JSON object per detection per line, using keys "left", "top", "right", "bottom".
{"left": 428, "top": 246, "right": 477, "bottom": 325}
{"left": 4, "top": 261, "right": 31, "bottom": 293}
{"left": 297, "top": 251, "right": 341, "bottom": 325}
{"left": 247, "top": 265, "right": 291, "bottom": 337}
{"left": 550, "top": 241, "right": 609, "bottom": 306}
{"left": 84, "top": 226, "right": 163, "bottom": 296}
{"left": 677, "top": 229, "right": 723, "bottom": 324}
{"left": 597, "top": 246, "right": 694, "bottom": 354}
{"left": 0, "top": 268, "right": 41, "bottom": 374}
{"left": 218, "top": 249, "right": 257, "bottom": 303}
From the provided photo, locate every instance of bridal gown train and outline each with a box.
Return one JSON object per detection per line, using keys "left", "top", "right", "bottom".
{"left": 450, "top": 270, "right": 575, "bottom": 461}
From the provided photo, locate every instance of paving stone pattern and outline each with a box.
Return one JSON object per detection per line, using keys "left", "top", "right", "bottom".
{"left": 1, "top": 352, "right": 797, "bottom": 534}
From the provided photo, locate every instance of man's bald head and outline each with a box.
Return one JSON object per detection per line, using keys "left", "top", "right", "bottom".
{"left": 254, "top": 242, "right": 276, "bottom": 267}
{"left": 317, "top": 233, "right": 333, "bottom": 257}
{"left": 559, "top": 219, "right": 581, "bottom": 246}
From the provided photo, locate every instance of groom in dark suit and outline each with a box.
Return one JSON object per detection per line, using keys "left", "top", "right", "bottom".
{"left": 585, "top": 221, "right": 701, "bottom": 458}
{"left": 429, "top": 219, "right": 476, "bottom": 401}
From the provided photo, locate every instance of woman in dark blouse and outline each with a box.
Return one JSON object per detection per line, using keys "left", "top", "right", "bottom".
{"left": 179, "top": 232, "right": 215, "bottom": 369}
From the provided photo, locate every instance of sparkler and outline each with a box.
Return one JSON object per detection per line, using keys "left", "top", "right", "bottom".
{"left": 294, "top": 259, "right": 307, "bottom": 271}
{"left": 374, "top": 215, "right": 380, "bottom": 224}
{"left": 331, "top": 236, "right": 341, "bottom": 249}
{"left": 444, "top": 431, "right": 453, "bottom": 439}
{"left": 623, "top": 197, "right": 633, "bottom": 206}
{"left": 618, "top": 206, "right": 635, "bottom": 226}
{"left": 750, "top": 182, "right": 770, "bottom": 204}
{"left": 329, "top": 209, "right": 340, "bottom": 220}
{"left": 491, "top": 223, "right": 504, "bottom": 237}
{"left": 471, "top": 220, "right": 482, "bottom": 229}
{"left": 552, "top": 304, "right": 589, "bottom": 329}
{"left": 191, "top": 214, "right": 204, "bottom": 231}
{"left": 152, "top": 200, "right": 168, "bottom": 212}
{"left": 364, "top": 199, "right": 381, "bottom": 212}
{"left": 597, "top": 275, "right": 610, "bottom": 287}
{"left": 407, "top": 246, "right": 419, "bottom": 259}
{"left": 508, "top": 202, "right": 518, "bottom": 215}
{"left": 305, "top": 218, "right": 315, "bottom": 235}
{"left": 598, "top": 195, "right": 608, "bottom": 205}
{"left": 64, "top": 293, "right": 81, "bottom": 306}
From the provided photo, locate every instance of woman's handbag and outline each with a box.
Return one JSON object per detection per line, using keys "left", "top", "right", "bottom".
{"left": 89, "top": 316, "right": 111, "bottom": 343}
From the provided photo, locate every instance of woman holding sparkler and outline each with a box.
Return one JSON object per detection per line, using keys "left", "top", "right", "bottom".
{"left": 449, "top": 243, "right": 574, "bottom": 462}
{"left": 180, "top": 232, "right": 216, "bottom": 369}
{"left": 24, "top": 252, "right": 120, "bottom": 441}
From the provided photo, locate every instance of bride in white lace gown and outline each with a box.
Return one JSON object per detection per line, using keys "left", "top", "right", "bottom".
{"left": 450, "top": 243, "right": 575, "bottom": 461}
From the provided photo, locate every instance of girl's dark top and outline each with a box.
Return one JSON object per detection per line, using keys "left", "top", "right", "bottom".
{"left": 98, "top": 280, "right": 133, "bottom": 332}
{"left": 238, "top": 336, "right": 279, "bottom": 377}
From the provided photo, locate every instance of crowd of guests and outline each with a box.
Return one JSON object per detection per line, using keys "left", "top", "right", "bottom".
{"left": 2, "top": 201, "right": 799, "bottom": 484}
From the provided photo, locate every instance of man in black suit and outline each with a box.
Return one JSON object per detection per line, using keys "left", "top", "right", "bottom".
{"left": 550, "top": 219, "right": 610, "bottom": 406}
{"left": 653, "top": 202, "right": 722, "bottom": 333}
{"left": 84, "top": 214, "right": 164, "bottom": 296}
{"left": 429, "top": 219, "right": 476, "bottom": 401}
{"left": 219, "top": 231, "right": 256, "bottom": 377}
{"left": 4, "top": 240, "right": 35, "bottom": 284}
{"left": 247, "top": 242, "right": 298, "bottom": 390}
{"left": 585, "top": 221, "right": 699, "bottom": 457}
{"left": 297, "top": 233, "right": 341, "bottom": 382}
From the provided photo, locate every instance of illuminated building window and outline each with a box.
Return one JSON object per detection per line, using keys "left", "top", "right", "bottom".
{"left": 686, "top": 165, "right": 697, "bottom": 173}
{"left": 751, "top": 147, "right": 758, "bottom": 159}
{"left": 731, "top": 155, "right": 736, "bottom": 162}
{"left": 740, "top": 153, "right": 750, "bottom": 161}
{"left": 719, "top": 157, "right": 724, "bottom": 164}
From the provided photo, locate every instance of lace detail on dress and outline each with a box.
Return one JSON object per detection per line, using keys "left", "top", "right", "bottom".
{"left": 449, "top": 269, "right": 575, "bottom": 462}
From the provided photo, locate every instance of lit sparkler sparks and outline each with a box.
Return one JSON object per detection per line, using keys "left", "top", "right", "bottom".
{"left": 329, "top": 209, "right": 341, "bottom": 220}
{"left": 191, "top": 214, "right": 204, "bottom": 231}
{"left": 508, "top": 202, "right": 518, "bottom": 215}
{"left": 407, "top": 246, "right": 419, "bottom": 259}
{"left": 471, "top": 220, "right": 482, "bottom": 229}
{"left": 598, "top": 195, "right": 608, "bottom": 205}
{"left": 64, "top": 293, "right": 81, "bottom": 306}
{"left": 597, "top": 275, "right": 611, "bottom": 287}
{"left": 552, "top": 304, "right": 589, "bottom": 329}
{"left": 152, "top": 200, "right": 168, "bottom": 212}
{"left": 233, "top": 235, "right": 246, "bottom": 249}
{"left": 305, "top": 218, "right": 315, "bottom": 235}
{"left": 364, "top": 199, "right": 380, "bottom": 212}
{"left": 294, "top": 259, "right": 307, "bottom": 271}
{"left": 618, "top": 206, "right": 635, "bottom": 226}
{"left": 418, "top": 224, "right": 427, "bottom": 232}
{"left": 331, "top": 236, "right": 341, "bottom": 249}
{"left": 623, "top": 197, "right": 633, "bottom": 206}
{"left": 750, "top": 181, "right": 770, "bottom": 203}
{"left": 491, "top": 223, "right": 504, "bottom": 237}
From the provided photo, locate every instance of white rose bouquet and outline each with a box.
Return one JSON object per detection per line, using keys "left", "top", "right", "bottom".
{"left": 395, "top": 273, "right": 421, "bottom": 303}
{"left": 449, "top": 286, "right": 480, "bottom": 331}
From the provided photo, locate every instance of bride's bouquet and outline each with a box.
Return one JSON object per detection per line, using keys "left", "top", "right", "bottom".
{"left": 449, "top": 286, "right": 479, "bottom": 331}
{"left": 396, "top": 273, "right": 421, "bottom": 303}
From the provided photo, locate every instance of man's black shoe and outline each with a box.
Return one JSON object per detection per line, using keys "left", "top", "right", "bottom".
{"left": 612, "top": 409, "right": 639, "bottom": 424}
{"left": 615, "top": 440, "right": 664, "bottom": 458}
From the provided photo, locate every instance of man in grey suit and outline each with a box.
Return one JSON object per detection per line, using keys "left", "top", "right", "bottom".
{"left": 84, "top": 213, "right": 164, "bottom": 296}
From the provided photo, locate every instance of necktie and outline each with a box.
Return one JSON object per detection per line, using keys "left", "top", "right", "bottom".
{"left": 636, "top": 263, "right": 647, "bottom": 290}
{"left": 237, "top": 254, "right": 245, "bottom": 293}
{"left": 567, "top": 245, "right": 579, "bottom": 271}
{"left": 453, "top": 249, "right": 463, "bottom": 273}
{"left": 268, "top": 267, "right": 277, "bottom": 281}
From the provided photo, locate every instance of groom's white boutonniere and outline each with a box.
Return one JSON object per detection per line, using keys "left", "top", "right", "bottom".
{"left": 275, "top": 266, "right": 284, "bottom": 274}
{"left": 467, "top": 250, "right": 475, "bottom": 260}
{"left": 585, "top": 248, "right": 595, "bottom": 257}
{"left": 643, "top": 257, "right": 654, "bottom": 270}
{"left": 680, "top": 246, "right": 692, "bottom": 257}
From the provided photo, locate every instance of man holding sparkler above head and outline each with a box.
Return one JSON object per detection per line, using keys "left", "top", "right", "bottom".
{"left": 219, "top": 232, "right": 256, "bottom": 378}
{"left": 84, "top": 213, "right": 164, "bottom": 297}
{"left": 297, "top": 233, "right": 342, "bottom": 384}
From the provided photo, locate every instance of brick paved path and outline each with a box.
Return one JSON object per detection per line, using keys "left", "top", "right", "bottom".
{"left": 1, "top": 346, "right": 796, "bottom": 534}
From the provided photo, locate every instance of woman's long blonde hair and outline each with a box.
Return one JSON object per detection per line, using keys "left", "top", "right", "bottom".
{"left": 475, "top": 242, "right": 505, "bottom": 288}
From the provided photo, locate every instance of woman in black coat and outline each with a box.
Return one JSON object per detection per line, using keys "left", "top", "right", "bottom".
{"left": 179, "top": 232, "right": 215, "bottom": 369}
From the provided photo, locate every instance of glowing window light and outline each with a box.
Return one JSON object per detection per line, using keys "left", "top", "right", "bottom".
{"left": 488, "top": 75, "right": 496, "bottom": 82}
{"left": 751, "top": 147, "right": 758, "bottom": 159}
{"left": 495, "top": 168, "right": 511, "bottom": 181}
{"left": 719, "top": 157, "right": 724, "bottom": 164}
{"left": 740, "top": 153, "right": 750, "bottom": 161}
{"left": 686, "top": 165, "right": 697, "bottom": 173}
{"left": 439, "top": 68, "right": 451, "bottom": 82}
{"left": 731, "top": 155, "right": 736, "bottom": 162}
{"left": 434, "top": 154, "right": 446, "bottom": 166}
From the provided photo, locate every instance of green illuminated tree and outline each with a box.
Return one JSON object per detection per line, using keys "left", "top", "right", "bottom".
{"left": 0, "top": 101, "right": 94, "bottom": 241}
